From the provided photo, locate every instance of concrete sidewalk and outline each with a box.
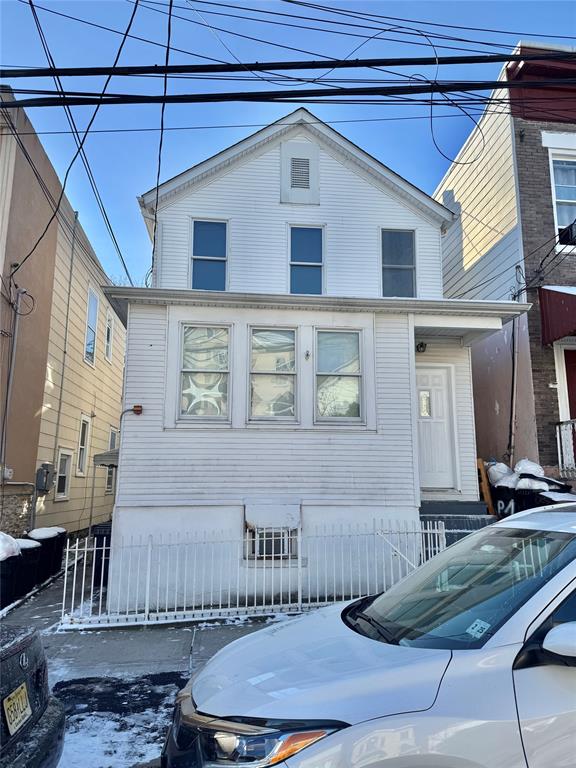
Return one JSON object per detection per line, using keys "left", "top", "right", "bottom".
{"left": 1, "top": 576, "right": 282, "bottom": 767}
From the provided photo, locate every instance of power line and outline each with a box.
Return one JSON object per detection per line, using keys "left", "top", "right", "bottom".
{"left": 282, "top": 0, "right": 576, "bottom": 42}
{"left": 5, "top": 76, "right": 574, "bottom": 109}
{"left": 26, "top": 0, "right": 134, "bottom": 287}
{"left": 149, "top": 0, "right": 174, "bottom": 286}
{"left": 4, "top": 49, "right": 574, "bottom": 80}
{"left": 9, "top": 1, "right": 140, "bottom": 281}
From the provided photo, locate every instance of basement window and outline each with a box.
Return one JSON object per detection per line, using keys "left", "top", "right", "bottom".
{"left": 245, "top": 527, "right": 297, "bottom": 560}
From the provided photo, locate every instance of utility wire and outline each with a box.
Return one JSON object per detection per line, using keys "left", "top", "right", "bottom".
{"left": 149, "top": 0, "right": 174, "bottom": 286}
{"left": 9, "top": 1, "right": 140, "bottom": 281}
{"left": 26, "top": 0, "right": 134, "bottom": 287}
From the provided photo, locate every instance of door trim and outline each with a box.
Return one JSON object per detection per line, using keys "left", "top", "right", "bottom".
{"left": 554, "top": 340, "right": 576, "bottom": 422}
{"left": 415, "top": 362, "right": 461, "bottom": 492}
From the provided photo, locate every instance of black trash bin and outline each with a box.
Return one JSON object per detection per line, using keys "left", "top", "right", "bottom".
{"left": 28, "top": 527, "right": 65, "bottom": 584}
{"left": 50, "top": 529, "right": 67, "bottom": 577}
{"left": 92, "top": 522, "right": 112, "bottom": 587}
{"left": 14, "top": 538, "right": 42, "bottom": 596}
{"left": 491, "top": 486, "right": 516, "bottom": 518}
{"left": 0, "top": 535, "right": 22, "bottom": 609}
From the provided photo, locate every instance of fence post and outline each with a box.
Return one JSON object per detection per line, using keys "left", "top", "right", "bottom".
{"left": 144, "top": 535, "right": 153, "bottom": 621}
{"left": 297, "top": 525, "right": 303, "bottom": 610}
{"left": 61, "top": 538, "right": 70, "bottom": 623}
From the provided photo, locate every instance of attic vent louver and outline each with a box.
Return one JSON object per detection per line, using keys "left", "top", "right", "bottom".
{"left": 290, "top": 157, "right": 310, "bottom": 189}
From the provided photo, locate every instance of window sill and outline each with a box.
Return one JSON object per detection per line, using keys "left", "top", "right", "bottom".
{"left": 83, "top": 356, "right": 96, "bottom": 369}
{"left": 53, "top": 496, "right": 69, "bottom": 503}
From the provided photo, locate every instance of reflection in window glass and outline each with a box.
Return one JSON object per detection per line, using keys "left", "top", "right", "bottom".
{"left": 192, "top": 221, "right": 227, "bottom": 290}
{"left": 250, "top": 329, "right": 296, "bottom": 418}
{"left": 290, "top": 227, "right": 322, "bottom": 295}
{"left": 181, "top": 326, "right": 229, "bottom": 417}
{"left": 419, "top": 390, "right": 431, "bottom": 418}
{"left": 316, "top": 331, "right": 361, "bottom": 419}
{"left": 382, "top": 230, "right": 415, "bottom": 297}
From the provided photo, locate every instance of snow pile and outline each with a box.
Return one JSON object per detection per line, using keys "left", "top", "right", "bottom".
{"left": 0, "top": 532, "right": 20, "bottom": 561}
{"left": 28, "top": 526, "right": 66, "bottom": 540}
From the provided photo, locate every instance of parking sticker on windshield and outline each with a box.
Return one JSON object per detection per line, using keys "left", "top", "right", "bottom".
{"left": 466, "top": 619, "right": 491, "bottom": 639}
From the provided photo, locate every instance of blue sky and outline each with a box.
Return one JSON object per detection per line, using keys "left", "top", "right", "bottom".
{"left": 1, "top": 0, "right": 574, "bottom": 284}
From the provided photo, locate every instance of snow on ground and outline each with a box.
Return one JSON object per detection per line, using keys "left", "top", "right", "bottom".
{"left": 54, "top": 672, "right": 187, "bottom": 768}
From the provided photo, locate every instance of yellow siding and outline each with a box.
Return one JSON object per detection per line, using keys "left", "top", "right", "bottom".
{"left": 35, "top": 197, "right": 126, "bottom": 532}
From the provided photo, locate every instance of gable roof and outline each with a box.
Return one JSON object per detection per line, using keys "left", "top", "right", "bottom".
{"left": 138, "top": 107, "right": 454, "bottom": 234}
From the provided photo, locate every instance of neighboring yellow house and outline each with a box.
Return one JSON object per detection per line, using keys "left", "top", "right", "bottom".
{"left": 0, "top": 96, "right": 126, "bottom": 535}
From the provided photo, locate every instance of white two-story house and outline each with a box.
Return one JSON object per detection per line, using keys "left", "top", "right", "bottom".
{"left": 104, "top": 109, "right": 526, "bottom": 608}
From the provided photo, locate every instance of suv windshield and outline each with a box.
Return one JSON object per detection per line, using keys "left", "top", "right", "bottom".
{"left": 344, "top": 525, "right": 576, "bottom": 650}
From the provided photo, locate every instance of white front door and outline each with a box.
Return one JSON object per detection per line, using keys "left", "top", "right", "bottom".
{"left": 416, "top": 366, "right": 456, "bottom": 489}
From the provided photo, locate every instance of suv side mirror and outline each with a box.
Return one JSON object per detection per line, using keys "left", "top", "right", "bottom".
{"left": 542, "top": 623, "right": 576, "bottom": 663}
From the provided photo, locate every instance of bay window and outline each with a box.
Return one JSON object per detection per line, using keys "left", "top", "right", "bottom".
{"left": 180, "top": 326, "right": 229, "bottom": 418}
{"left": 250, "top": 328, "right": 296, "bottom": 419}
{"left": 382, "top": 230, "right": 416, "bottom": 297}
{"left": 316, "top": 330, "right": 362, "bottom": 420}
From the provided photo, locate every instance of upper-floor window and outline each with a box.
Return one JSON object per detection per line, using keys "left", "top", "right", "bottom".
{"left": 316, "top": 330, "right": 362, "bottom": 421}
{"left": 250, "top": 328, "right": 296, "bottom": 419}
{"left": 77, "top": 415, "right": 91, "bottom": 475}
{"left": 192, "top": 220, "right": 227, "bottom": 291}
{"left": 84, "top": 288, "right": 99, "bottom": 364}
{"left": 105, "top": 310, "right": 114, "bottom": 362}
{"left": 290, "top": 226, "right": 322, "bottom": 295}
{"left": 180, "top": 325, "right": 229, "bottom": 418}
{"left": 552, "top": 159, "right": 576, "bottom": 244}
{"left": 382, "top": 230, "right": 416, "bottom": 298}
{"left": 106, "top": 427, "right": 119, "bottom": 494}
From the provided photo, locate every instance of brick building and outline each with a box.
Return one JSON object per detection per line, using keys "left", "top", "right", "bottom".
{"left": 435, "top": 42, "right": 576, "bottom": 477}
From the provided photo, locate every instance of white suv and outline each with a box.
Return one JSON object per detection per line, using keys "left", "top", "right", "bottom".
{"left": 162, "top": 506, "right": 576, "bottom": 768}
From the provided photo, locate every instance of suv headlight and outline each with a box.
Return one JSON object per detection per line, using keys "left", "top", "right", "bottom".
{"left": 173, "top": 694, "right": 344, "bottom": 766}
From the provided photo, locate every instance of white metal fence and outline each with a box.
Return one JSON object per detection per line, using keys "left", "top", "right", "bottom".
{"left": 557, "top": 419, "right": 576, "bottom": 479}
{"left": 60, "top": 518, "right": 490, "bottom": 629}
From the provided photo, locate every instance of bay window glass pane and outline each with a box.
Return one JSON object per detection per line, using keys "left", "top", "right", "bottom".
{"left": 251, "top": 375, "right": 295, "bottom": 417}
{"left": 382, "top": 267, "right": 415, "bottom": 298}
{"left": 251, "top": 330, "right": 295, "bottom": 372}
{"left": 193, "top": 221, "right": 226, "bottom": 258}
{"left": 317, "top": 331, "right": 360, "bottom": 374}
{"left": 192, "top": 258, "right": 226, "bottom": 291}
{"left": 291, "top": 227, "right": 322, "bottom": 263}
{"left": 181, "top": 372, "right": 228, "bottom": 416}
{"left": 317, "top": 376, "right": 360, "bottom": 418}
{"left": 183, "top": 327, "right": 228, "bottom": 371}
{"left": 382, "top": 230, "right": 415, "bottom": 266}
{"left": 290, "top": 265, "right": 322, "bottom": 295}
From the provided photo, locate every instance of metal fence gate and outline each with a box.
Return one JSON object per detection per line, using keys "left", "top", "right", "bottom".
{"left": 60, "top": 517, "right": 492, "bottom": 629}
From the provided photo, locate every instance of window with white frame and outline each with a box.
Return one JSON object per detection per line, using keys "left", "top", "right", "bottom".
{"left": 316, "top": 330, "right": 362, "bottom": 420}
{"left": 76, "top": 415, "right": 91, "bottom": 475}
{"left": 105, "top": 310, "right": 114, "bottom": 362}
{"left": 180, "top": 326, "right": 230, "bottom": 418}
{"left": 55, "top": 449, "right": 72, "bottom": 499}
{"left": 382, "top": 230, "right": 416, "bottom": 297}
{"left": 250, "top": 329, "right": 296, "bottom": 419}
{"left": 84, "top": 288, "right": 99, "bottom": 364}
{"left": 551, "top": 159, "right": 576, "bottom": 244}
{"left": 106, "top": 427, "right": 119, "bottom": 493}
{"left": 290, "top": 226, "right": 322, "bottom": 295}
{"left": 191, "top": 220, "right": 227, "bottom": 291}
{"left": 245, "top": 527, "right": 297, "bottom": 560}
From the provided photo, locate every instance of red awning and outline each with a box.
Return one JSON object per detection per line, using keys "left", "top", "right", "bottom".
{"left": 539, "top": 286, "right": 576, "bottom": 345}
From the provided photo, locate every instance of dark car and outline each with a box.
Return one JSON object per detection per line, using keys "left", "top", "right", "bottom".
{"left": 0, "top": 625, "right": 65, "bottom": 768}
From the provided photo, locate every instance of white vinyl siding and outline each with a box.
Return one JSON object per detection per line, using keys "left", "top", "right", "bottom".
{"left": 118, "top": 304, "right": 418, "bottom": 508}
{"left": 155, "top": 134, "right": 444, "bottom": 299}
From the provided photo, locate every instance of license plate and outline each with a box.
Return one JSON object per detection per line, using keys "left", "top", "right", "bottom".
{"left": 3, "top": 682, "right": 32, "bottom": 736}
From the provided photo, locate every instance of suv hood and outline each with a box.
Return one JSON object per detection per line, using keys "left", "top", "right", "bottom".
{"left": 193, "top": 604, "right": 451, "bottom": 725}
